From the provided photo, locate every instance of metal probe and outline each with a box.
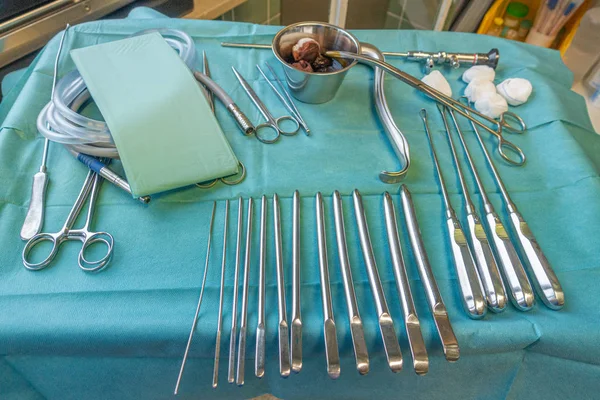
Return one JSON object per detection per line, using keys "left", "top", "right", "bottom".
{"left": 461, "top": 100, "right": 565, "bottom": 310}
{"left": 352, "top": 189, "right": 403, "bottom": 373}
{"left": 438, "top": 105, "right": 507, "bottom": 313}
{"left": 174, "top": 201, "right": 216, "bottom": 395}
{"left": 290, "top": 190, "right": 303, "bottom": 373}
{"left": 382, "top": 192, "right": 429, "bottom": 375}
{"left": 212, "top": 200, "right": 229, "bottom": 388}
{"left": 400, "top": 185, "right": 459, "bottom": 362}
{"left": 332, "top": 191, "right": 369, "bottom": 375}
{"left": 236, "top": 198, "right": 253, "bottom": 386}
{"left": 273, "top": 194, "right": 291, "bottom": 377}
{"left": 315, "top": 192, "right": 341, "bottom": 379}
{"left": 228, "top": 198, "right": 243, "bottom": 383}
{"left": 21, "top": 24, "right": 70, "bottom": 241}
{"left": 421, "top": 109, "right": 486, "bottom": 319}
{"left": 447, "top": 106, "right": 534, "bottom": 311}
{"left": 255, "top": 195, "right": 267, "bottom": 378}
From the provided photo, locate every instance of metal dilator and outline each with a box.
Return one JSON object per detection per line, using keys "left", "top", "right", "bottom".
{"left": 382, "top": 192, "right": 429, "bottom": 375}
{"left": 315, "top": 192, "right": 341, "bottom": 379}
{"left": 174, "top": 201, "right": 217, "bottom": 395}
{"left": 421, "top": 109, "right": 487, "bottom": 319}
{"left": 228, "top": 198, "right": 244, "bottom": 384}
{"left": 273, "top": 194, "right": 291, "bottom": 377}
{"left": 400, "top": 185, "right": 459, "bottom": 362}
{"left": 290, "top": 190, "right": 303, "bottom": 373}
{"left": 353, "top": 190, "right": 403, "bottom": 372}
{"left": 255, "top": 195, "right": 267, "bottom": 378}
{"left": 332, "top": 191, "right": 369, "bottom": 375}
{"left": 236, "top": 198, "right": 253, "bottom": 386}
{"left": 212, "top": 200, "right": 229, "bottom": 388}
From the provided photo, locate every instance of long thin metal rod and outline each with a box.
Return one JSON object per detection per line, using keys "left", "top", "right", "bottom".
{"left": 421, "top": 108, "right": 486, "bottom": 319}
{"left": 228, "top": 198, "right": 244, "bottom": 383}
{"left": 463, "top": 103, "right": 564, "bottom": 310}
{"left": 20, "top": 24, "right": 69, "bottom": 241}
{"left": 273, "top": 194, "right": 291, "bottom": 377}
{"left": 438, "top": 105, "right": 507, "bottom": 313}
{"left": 212, "top": 200, "right": 229, "bottom": 388}
{"left": 174, "top": 201, "right": 217, "bottom": 395}
{"left": 290, "top": 190, "right": 303, "bottom": 373}
{"left": 315, "top": 192, "right": 341, "bottom": 379}
{"left": 450, "top": 104, "right": 534, "bottom": 311}
{"left": 352, "top": 189, "right": 403, "bottom": 372}
{"left": 236, "top": 198, "right": 253, "bottom": 386}
{"left": 255, "top": 195, "right": 267, "bottom": 378}
{"left": 382, "top": 192, "right": 428, "bottom": 375}
{"left": 332, "top": 191, "right": 369, "bottom": 375}
{"left": 400, "top": 185, "right": 459, "bottom": 362}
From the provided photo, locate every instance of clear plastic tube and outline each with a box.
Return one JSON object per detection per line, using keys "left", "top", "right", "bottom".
{"left": 37, "top": 29, "right": 198, "bottom": 157}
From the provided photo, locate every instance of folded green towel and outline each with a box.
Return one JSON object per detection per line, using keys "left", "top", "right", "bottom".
{"left": 70, "top": 32, "right": 239, "bottom": 197}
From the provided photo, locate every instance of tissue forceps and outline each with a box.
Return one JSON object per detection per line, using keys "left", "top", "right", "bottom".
{"left": 232, "top": 67, "right": 299, "bottom": 144}
{"left": 22, "top": 166, "right": 113, "bottom": 272}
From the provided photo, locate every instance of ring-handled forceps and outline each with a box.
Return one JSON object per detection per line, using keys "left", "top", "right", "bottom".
{"left": 325, "top": 50, "right": 527, "bottom": 166}
{"left": 232, "top": 67, "right": 300, "bottom": 144}
{"left": 22, "top": 164, "right": 113, "bottom": 272}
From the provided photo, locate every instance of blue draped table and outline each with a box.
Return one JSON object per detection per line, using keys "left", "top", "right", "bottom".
{"left": 1, "top": 7, "right": 599, "bottom": 399}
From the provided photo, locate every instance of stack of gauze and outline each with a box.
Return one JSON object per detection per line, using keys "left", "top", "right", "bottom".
{"left": 462, "top": 65, "right": 533, "bottom": 118}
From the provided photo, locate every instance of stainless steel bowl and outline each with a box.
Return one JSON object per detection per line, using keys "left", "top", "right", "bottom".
{"left": 272, "top": 22, "right": 361, "bottom": 104}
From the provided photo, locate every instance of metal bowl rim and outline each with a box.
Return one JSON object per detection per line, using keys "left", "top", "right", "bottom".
{"left": 271, "top": 21, "right": 361, "bottom": 76}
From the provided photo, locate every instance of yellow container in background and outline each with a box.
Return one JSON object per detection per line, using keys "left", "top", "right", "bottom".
{"left": 477, "top": 0, "right": 592, "bottom": 54}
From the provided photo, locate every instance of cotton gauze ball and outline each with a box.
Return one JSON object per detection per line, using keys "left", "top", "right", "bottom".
{"left": 496, "top": 78, "right": 533, "bottom": 106}
{"left": 462, "top": 65, "right": 495, "bottom": 83}
{"left": 475, "top": 93, "right": 508, "bottom": 119}
{"left": 464, "top": 79, "right": 497, "bottom": 103}
{"left": 422, "top": 70, "right": 452, "bottom": 97}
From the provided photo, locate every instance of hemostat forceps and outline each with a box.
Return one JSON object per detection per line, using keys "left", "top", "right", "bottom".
{"left": 22, "top": 166, "right": 113, "bottom": 272}
{"left": 232, "top": 67, "right": 300, "bottom": 144}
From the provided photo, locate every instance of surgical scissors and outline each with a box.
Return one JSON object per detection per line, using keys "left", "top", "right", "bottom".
{"left": 22, "top": 166, "right": 113, "bottom": 272}
{"left": 232, "top": 67, "right": 300, "bottom": 144}
{"left": 258, "top": 63, "right": 310, "bottom": 135}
